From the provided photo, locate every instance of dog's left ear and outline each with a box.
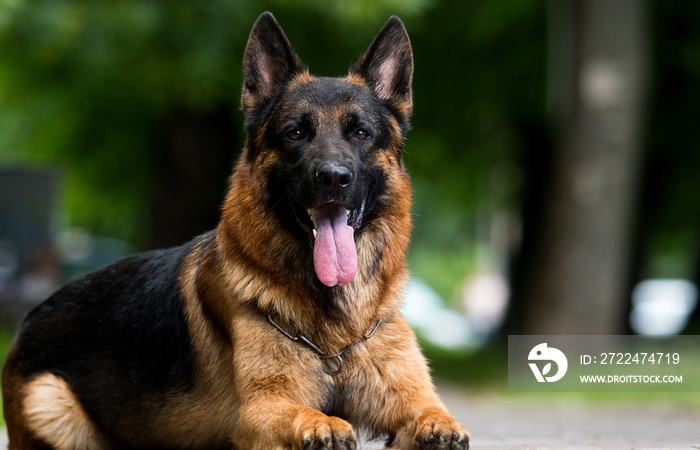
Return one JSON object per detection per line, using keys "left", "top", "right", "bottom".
{"left": 351, "top": 17, "right": 413, "bottom": 119}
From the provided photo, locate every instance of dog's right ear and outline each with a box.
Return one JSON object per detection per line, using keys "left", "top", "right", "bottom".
{"left": 242, "top": 12, "right": 304, "bottom": 115}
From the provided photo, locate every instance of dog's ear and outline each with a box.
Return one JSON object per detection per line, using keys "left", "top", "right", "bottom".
{"left": 351, "top": 16, "right": 413, "bottom": 119}
{"left": 242, "top": 12, "right": 304, "bottom": 115}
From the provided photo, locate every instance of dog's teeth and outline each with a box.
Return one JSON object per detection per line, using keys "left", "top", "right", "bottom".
{"left": 313, "top": 229, "right": 317, "bottom": 239}
{"left": 307, "top": 209, "right": 312, "bottom": 217}
{"left": 346, "top": 210, "right": 350, "bottom": 217}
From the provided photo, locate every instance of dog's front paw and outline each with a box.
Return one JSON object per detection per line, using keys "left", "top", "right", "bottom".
{"left": 413, "top": 407, "right": 469, "bottom": 450}
{"left": 296, "top": 411, "right": 356, "bottom": 450}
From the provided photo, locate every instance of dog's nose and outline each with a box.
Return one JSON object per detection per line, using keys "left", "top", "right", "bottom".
{"left": 315, "top": 163, "right": 353, "bottom": 191}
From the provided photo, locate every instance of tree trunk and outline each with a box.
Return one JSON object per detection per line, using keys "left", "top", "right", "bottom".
{"left": 509, "top": 0, "right": 648, "bottom": 334}
{"left": 148, "top": 105, "right": 238, "bottom": 250}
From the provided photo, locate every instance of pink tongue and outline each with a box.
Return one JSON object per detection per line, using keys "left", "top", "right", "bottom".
{"left": 311, "top": 206, "right": 358, "bottom": 287}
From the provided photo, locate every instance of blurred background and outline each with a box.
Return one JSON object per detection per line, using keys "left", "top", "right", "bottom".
{"left": 1, "top": 0, "right": 700, "bottom": 367}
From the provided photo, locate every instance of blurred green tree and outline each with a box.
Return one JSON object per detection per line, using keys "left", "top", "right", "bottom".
{"left": 0, "top": 1, "right": 253, "bottom": 247}
{"left": 0, "top": 0, "right": 544, "bottom": 300}
{"left": 640, "top": 0, "right": 700, "bottom": 333}
{"left": 0, "top": 0, "right": 445, "bottom": 248}
{"left": 4, "top": 0, "right": 700, "bottom": 335}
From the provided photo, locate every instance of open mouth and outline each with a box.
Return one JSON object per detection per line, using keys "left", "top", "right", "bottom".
{"left": 294, "top": 199, "right": 366, "bottom": 287}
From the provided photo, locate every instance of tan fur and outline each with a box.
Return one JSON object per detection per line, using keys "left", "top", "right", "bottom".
{"left": 288, "top": 70, "right": 314, "bottom": 89}
{"left": 346, "top": 72, "right": 369, "bottom": 88}
{"left": 170, "top": 68, "right": 463, "bottom": 448}
{"left": 204, "top": 71, "right": 465, "bottom": 448}
{"left": 22, "top": 374, "right": 108, "bottom": 450}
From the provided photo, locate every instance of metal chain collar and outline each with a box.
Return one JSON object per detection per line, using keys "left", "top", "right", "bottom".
{"left": 266, "top": 313, "right": 381, "bottom": 375}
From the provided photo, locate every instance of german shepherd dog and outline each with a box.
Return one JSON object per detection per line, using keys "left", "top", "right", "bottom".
{"left": 3, "top": 12, "right": 469, "bottom": 450}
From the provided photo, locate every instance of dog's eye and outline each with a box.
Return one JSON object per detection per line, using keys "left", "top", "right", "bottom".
{"left": 287, "top": 129, "right": 306, "bottom": 141}
{"left": 354, "top": 129, "right": 370, "bottom": 140}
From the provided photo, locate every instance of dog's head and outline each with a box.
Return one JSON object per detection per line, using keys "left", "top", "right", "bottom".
{"left": 234, "top": 12, "right": 413, "bottom": 288}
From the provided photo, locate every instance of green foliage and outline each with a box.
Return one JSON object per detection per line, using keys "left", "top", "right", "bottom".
{"left": 405, "top": 0, "right": 545, "bottom": 298}
{"left": 0, "top": 326, "right": 16, "bottom": 426}
{"left": 0, "top": 0, "right": 447, "bottom": 243}
{"left": 1, "top": 0, "right": 546, "bottom": 295}
{"left": 639, "top": 1, "right": 700, "bottom": 281}
{"left": 420, "top": 338, "right": 508, "bottom": 389}
{"left": 0, "top": 1, "right": 252, "bottom": 243}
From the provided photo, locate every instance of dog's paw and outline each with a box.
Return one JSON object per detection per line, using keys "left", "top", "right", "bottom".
{"left": 296, "top": 413, "right": 356, "bottom": 450}
{"left": 413, "top": 407, "right": 469, "bottom": 450}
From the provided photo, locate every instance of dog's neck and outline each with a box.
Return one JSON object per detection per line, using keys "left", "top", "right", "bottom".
{"left": 209, "top": 159, "right": 411, "bottom": 349}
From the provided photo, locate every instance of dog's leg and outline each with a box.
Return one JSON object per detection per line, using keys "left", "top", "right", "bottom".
{"left": 360, "top": 318, "right": 469, "bottom": 450}
{"left": 387, "top": 406, "right": 469, "bottom": 450}
{"left": 4, "top": 389, "right": 50, "bottom": 449}
{"left": 18, "top": 373, "right": 111, "bottom": 450}
{"left": 235, "top": 396, "right": 356, "bottom": 450}
{"left": 4, "top": 369, "right": 48, "bottom": 449}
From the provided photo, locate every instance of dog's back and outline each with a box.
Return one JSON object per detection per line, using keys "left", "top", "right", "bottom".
{"left": 2, "top": 235, "right": 237, "bottom": 449}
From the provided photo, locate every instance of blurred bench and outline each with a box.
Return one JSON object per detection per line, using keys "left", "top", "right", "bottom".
{"left": 0, "top": 168, "right": 61, "bottom": 326}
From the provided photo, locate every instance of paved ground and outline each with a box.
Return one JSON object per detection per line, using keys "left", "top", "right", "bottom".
{"left": 358, "top": 384, "right": 700, "bottom": 449}
{"left": 438, "top": 386, "right": 699, "bottom": 449}
{"left": 2, "top": 385, "right": 698, "bottom": 449}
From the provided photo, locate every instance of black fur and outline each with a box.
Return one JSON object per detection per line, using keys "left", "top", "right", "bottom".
{"left": 9, "top": 234, "right": 207, "bottom": 444}
{"left": 264, "top": 80, "right": 397, "bottom": 238}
